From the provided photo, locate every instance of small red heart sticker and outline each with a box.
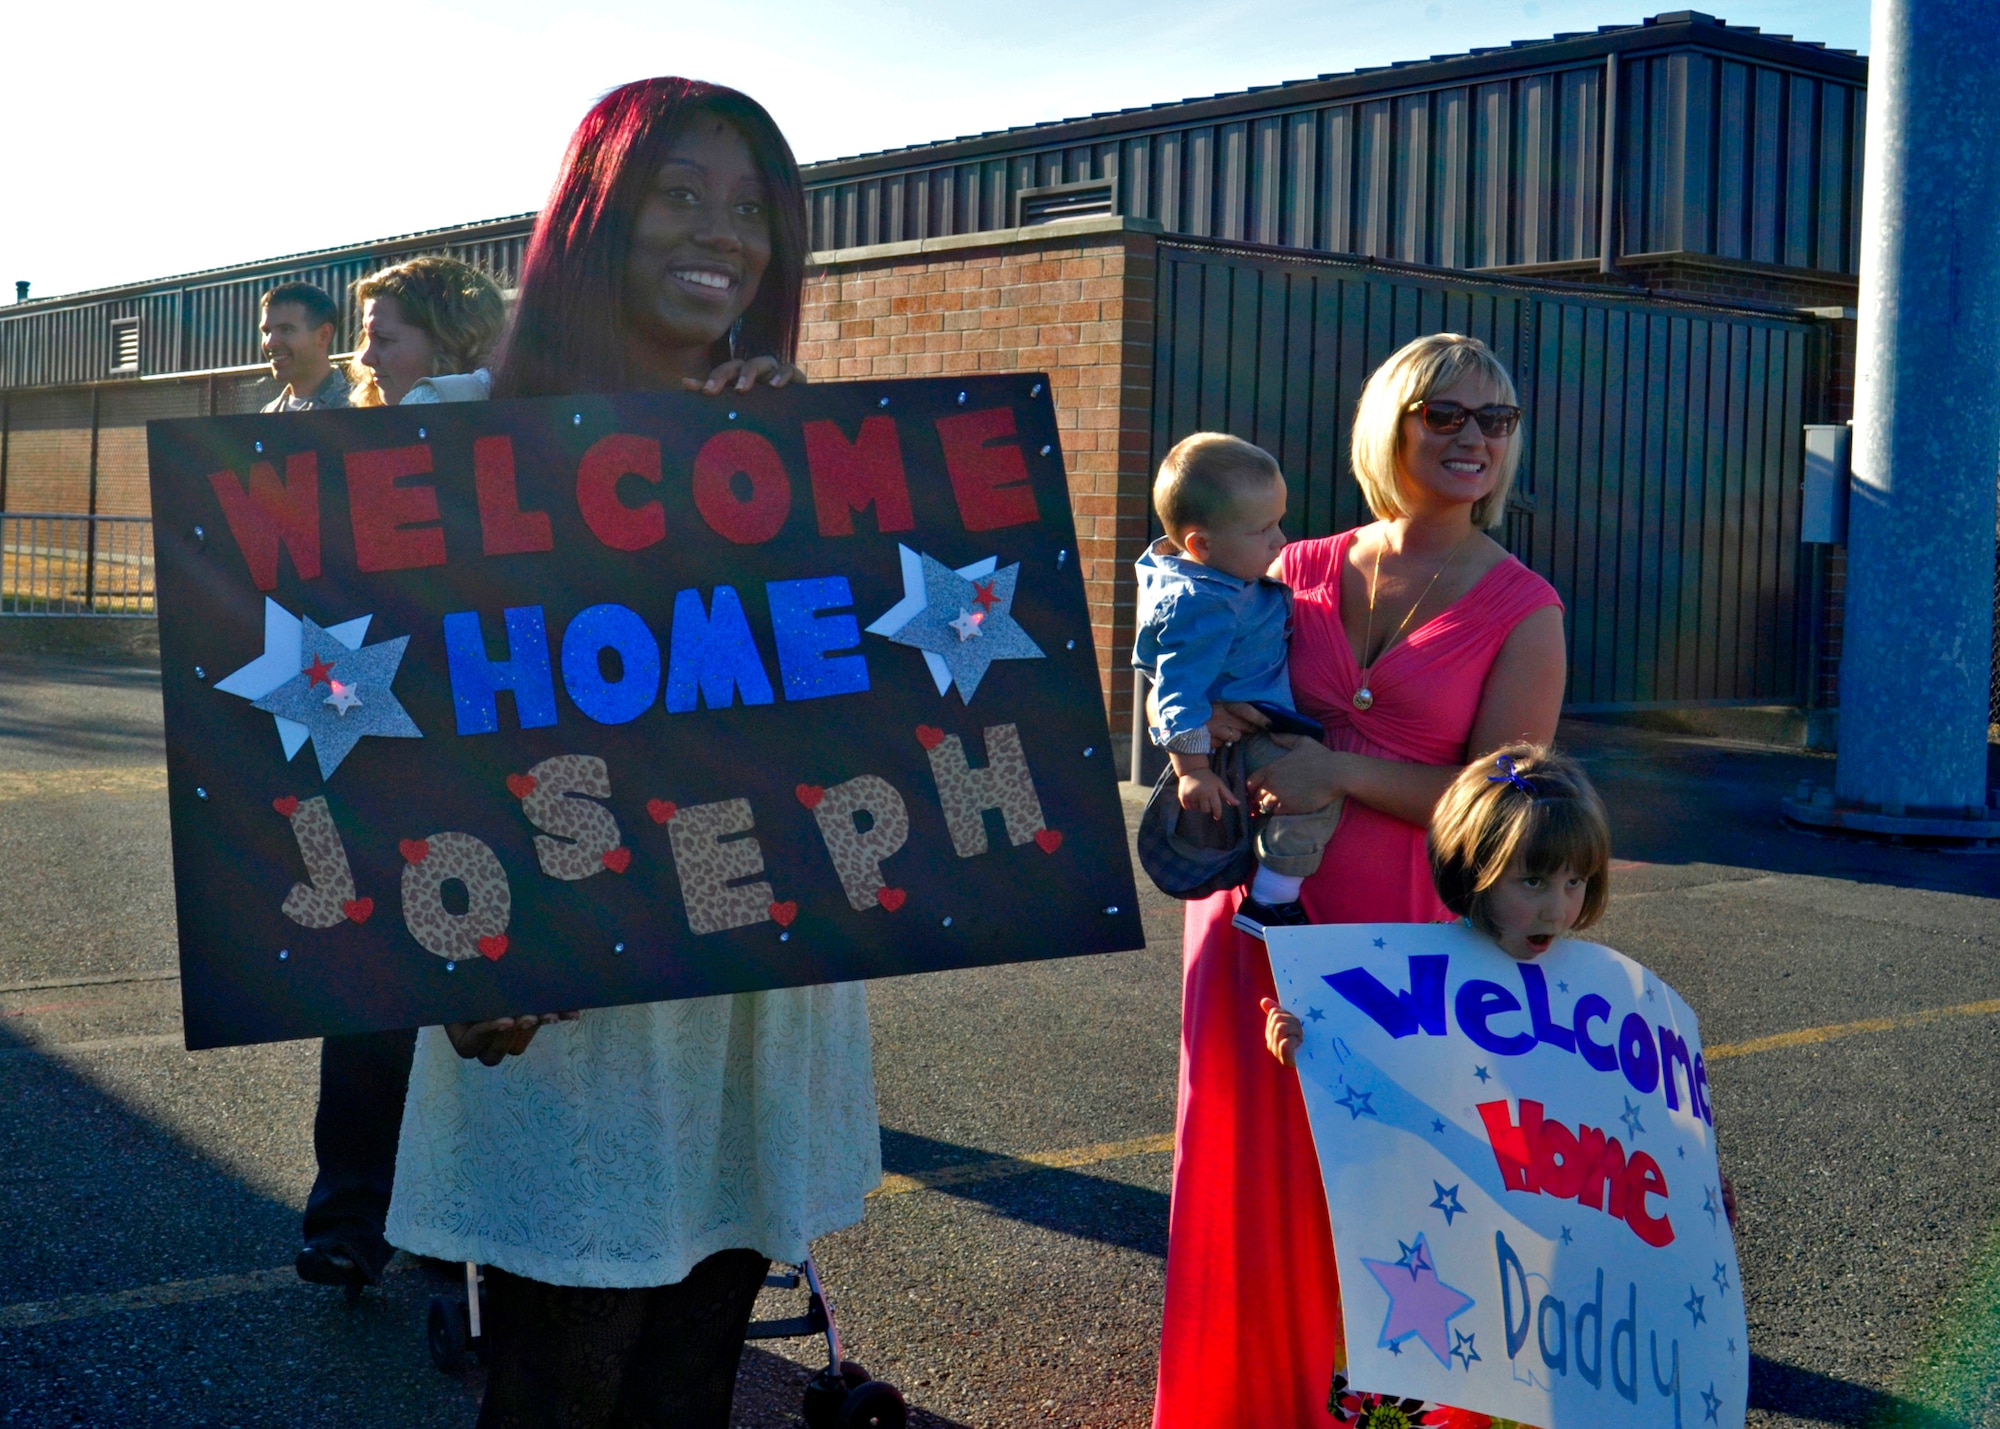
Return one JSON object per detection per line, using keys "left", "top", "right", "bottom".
{"left": 342, "top": 897, "right": 373, "bottom": 924}
{"left": 477, "top": 934, "right": 508, "bottom": 961}
{"left": 795, "top": 784, "right": 825, "bottom": 809}
{"left": 1034, "top": 829, "right": 1064, "bottom": 854}
{"left": 769, "top": 900, "right": 798, "bottom": 927}
{"left": 399, "top": 838, "right": 430, "bottom": 865}
{"left": 915, "top": 725, "right": 945, "bottom": 750}
{"left": 601, "top": 847, "right": 632, "bottom": 874}
{"left": 876, "top": 887, "right": 907, "bottom": 912}
{"left": 272, "top": 796, "right": 299, "bottom": 818}
{"left": 647, "top": 798, "right": 678, "bottom": 824}
{"left": 505, "top": 773, "right": 537, "bottom": 800}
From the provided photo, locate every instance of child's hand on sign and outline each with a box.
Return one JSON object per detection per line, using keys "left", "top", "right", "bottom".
{"left": 446, "top": 1011, "right": 580, "bottom": 1066}
{"left": 1261, "top": 998, "right": 1302, "bottom": 1067}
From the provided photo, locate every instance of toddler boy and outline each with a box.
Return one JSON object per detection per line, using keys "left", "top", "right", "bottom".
{"left": 1132, "top": 433, "right": 1341, "bottom": 937}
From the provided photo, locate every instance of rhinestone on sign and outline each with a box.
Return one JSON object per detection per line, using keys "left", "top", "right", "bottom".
{"left": 1030, "top": 382, "right": 1043, "bottom": 396}
{"left": 573, "top": 413, "right": 582, "bottom": 425}
{"left": 878, "top": 396, "right": 890, "bottom": 408}
{"left": 727, "top": 411, "right": 737, "bottom": 421}
{"left": 1353, "top": 687, "right": 1375, "bottom": 712}
{"left": 278, "top": 949, "right": 289, "bottom": 961}
{"left": 614, "top": 942, "right": 626, "bottom": 954}
{"left": 417, "top": 427, "right": 426, "bottom": 440}
{"left": 447, "top": 961, "right": 456, "bottom": 971}
{"left": 1084, "top": 747, "right": 1094, "bottom": 758}
{"left": 1104, "top": 906, "right": 1121, "bottom": 916}
{"left": 780, "top": 931, "right": 791, "bottom": 942}
{"left": 196, "top": 787, "right": 208, "bottom": 800}
{"left": 942, "top": 917, "right": 953, "bottom": 928}
{"left": 1057, "top": 549, "right": 1068, "bottom": 566}
{"left": 254, "top": 441, "right": 263, "bottom": 453}
{"left": 1065, "top": 640, "right": 1075, "bottom": 650}
{"left": 956, "top": 391, "right": 967, "bottom": 404}
{"left": 1040, "top": 445, "right": 1052, "bottom": 457}
{"left": 194, "top": 666, "right": 205, "bottom": 681}
{"left": 193, "top": 525, "right": 205, "bottom": 540}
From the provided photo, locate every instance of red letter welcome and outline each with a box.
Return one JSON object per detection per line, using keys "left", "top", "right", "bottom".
{"left": 692, "top": 429, "right": 792, "bottom": 545}
{"left": 936, "top": 407, "right": 1039, "bottom": 532}
{"left": 474, "top": 436, "right": 553, "bottom": 556}
{"left": 347, "top": 444, "right": 445, "bottom": 572}
{"left": 576, "top": 434, "right": 665, "bottom": 552}
{"left": 805, "top": 417, "right": 914, "bottom": 536}
{"left": 208, "top": 454, "right": 321, "bottom": 590}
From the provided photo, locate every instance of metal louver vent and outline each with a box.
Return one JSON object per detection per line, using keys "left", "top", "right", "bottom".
{"left": 1014, "top": 179, "right": 1118, "bottom": 227}
{"left": 110, "top": 319, "right": 140, "bottom": 374}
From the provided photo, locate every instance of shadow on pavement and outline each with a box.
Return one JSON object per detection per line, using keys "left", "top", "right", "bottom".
{"left": 1749, "top": 1354, "right": 1965, "bottom": 1428}
{"left": 0, "top": 1018, "right": 477, "bottom": 1428}
{"left": 879, "top": 1128, "right": 1168, "bottom": 1258}
{"left": 0, "top": 653, "right": 164, "bottom": 764}
{"left": 1560, "top": 720, "right": 1998, "bottom": 899}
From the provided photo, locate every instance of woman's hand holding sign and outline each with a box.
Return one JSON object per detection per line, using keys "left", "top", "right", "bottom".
{"left": 446, "top": 1011, "right": 579, "bottom": 1066}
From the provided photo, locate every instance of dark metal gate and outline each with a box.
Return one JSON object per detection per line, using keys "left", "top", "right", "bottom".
{"left": 1149, "top": 239, "right": 1823, "bottom": 709}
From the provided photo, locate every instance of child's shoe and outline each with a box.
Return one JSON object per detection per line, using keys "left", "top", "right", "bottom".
{"left": 1231, "top": 896, "right": 1310, "bottom": 940}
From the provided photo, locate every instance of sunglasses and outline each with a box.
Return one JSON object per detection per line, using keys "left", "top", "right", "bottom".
{"left": 1408, "top": 400, "right": 1522, "bottom": 438}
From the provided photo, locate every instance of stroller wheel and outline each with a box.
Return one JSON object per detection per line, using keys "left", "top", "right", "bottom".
{"left": 838, "top": 1361, "right": 871, "bottom": 1389}
{"left": 427, "top": 1294, "right": 471, "bottom": 1373}
{"left": 836, "top": 1379, "right": 907, "bottom": 1429}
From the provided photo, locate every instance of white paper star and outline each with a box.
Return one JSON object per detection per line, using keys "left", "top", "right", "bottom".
{"left": 323, "top": 679, "right": 363, "bottom": 715}
{"left": 949, "top": 608, "right": 985, "bottom": 641}
{"left": 215, "top": 598, "right": 371, "bottom": 759}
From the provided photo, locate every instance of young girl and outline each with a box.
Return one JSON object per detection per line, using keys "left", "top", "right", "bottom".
{"left": 1262, "top": 743, "right": 1732, "bottom": 1427}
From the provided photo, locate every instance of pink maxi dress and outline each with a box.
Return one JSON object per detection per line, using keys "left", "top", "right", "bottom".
{"left": 1153, "top": 529, "right": 1562, "bottom": 1428}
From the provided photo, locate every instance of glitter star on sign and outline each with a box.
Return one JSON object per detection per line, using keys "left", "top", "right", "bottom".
{"left": 251, "top": 615, "right": 421, "bottom": 779}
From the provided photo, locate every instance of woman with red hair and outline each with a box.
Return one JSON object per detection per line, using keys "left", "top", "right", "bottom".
{"left": 386, "top": 79, "right": 878, "bottom": 1429}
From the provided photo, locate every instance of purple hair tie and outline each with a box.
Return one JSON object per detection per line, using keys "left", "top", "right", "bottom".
{"left": 1487, "top": 755, "right": 1536, "bottom": 795}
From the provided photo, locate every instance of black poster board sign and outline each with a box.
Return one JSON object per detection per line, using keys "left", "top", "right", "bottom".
{"left": 149, "top": 375, "right": 1143, "bottom": 1049}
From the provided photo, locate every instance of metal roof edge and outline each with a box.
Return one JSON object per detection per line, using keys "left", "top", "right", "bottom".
{"left": 799, "top": 14, "right": 1866, "bottom": 179}
{"left": 1, "top": 212, "right": 537, "bottom": 314}
{"left": 809, "top": 215, "right": 1162, "bottom": 267}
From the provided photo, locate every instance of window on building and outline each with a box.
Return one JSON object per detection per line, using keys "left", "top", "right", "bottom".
{"left": 110, "top": 319, "right": 140, "bottom": 375}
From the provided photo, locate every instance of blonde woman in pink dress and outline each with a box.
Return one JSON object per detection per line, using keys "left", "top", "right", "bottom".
{"left": 1153, "top": 333, "right": 1569, "bottom": 1429}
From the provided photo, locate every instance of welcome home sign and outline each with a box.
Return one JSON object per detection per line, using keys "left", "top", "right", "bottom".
{"left": 149, "top": 376, "right": 1143, "bottom": 1049}
{"left": 1266, "top": 922, "right": 1747, "bottom": 1429}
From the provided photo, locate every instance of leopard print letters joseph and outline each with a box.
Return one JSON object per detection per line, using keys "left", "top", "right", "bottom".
{"left": 923, "top": 723, "right": 1045, "bottom": 858}
{"left": 281, "top": 796, "right": 357, "bottom": 928}
{"left": 520, "top": 754, "right": 622, "bottom": 880}
{"left": 811, "top": 775, "right": 910, "bottom": 910}
{"left": 401, "top": 831, "right": 512, "bottom": 960}
{"left": 665, "top": 798, "right": 774, "bottom": 935}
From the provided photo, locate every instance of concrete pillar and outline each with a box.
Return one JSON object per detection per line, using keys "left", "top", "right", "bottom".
{"left": 1836, "top": 0, "right": 2000, "bottom": 815}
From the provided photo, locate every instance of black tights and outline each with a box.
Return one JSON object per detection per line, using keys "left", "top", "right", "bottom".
{"left": 476, "top": 1249, "right": 770, "bottom": 1429}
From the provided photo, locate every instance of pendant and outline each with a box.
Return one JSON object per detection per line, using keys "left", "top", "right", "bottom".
{"left": 1353, "top": 687, "right": 1374, "bottom": 711}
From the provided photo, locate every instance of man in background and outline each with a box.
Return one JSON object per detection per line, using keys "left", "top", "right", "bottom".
{"left": 258, "top": 282, "right": 350, "bottom": 411}
{"left": 257, "top": 277, "right": 407, "bottom": 1295}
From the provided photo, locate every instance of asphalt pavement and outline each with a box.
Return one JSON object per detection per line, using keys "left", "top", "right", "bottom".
{"left": 1, "top": 650, "right": 1996, "bottom": 1428}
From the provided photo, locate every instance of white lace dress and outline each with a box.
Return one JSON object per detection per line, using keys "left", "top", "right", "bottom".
{"left": 385, "top": 984, "right": 879, "bottom": 1289}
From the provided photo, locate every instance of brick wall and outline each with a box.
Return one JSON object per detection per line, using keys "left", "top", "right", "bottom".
{"left": 799, "top": 218, "right": 1159, "bottom": 722}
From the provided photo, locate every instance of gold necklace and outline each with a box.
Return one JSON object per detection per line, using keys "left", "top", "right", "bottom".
{"left": 1353, "top": 528, "right": 1477, "bottom": 711}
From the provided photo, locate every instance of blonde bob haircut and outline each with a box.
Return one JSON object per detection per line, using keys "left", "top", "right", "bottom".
{"left": 1428, "top": 743, "right": 1611, "bottom": 939}
{"left": 346, "top": 255, "right": 507, "bottom": 408}
{"left": 1350, "top": 332, "right": 1522, "bottom": 529}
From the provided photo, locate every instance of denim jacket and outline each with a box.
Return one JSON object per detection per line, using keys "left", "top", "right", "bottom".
{"left": 1132, "top": 538, "right": 1294, "bottom": 753}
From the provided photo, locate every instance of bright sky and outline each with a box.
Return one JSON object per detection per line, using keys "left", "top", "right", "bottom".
{"left": 9, "top": 0, "right": 1869, "bottom": 301}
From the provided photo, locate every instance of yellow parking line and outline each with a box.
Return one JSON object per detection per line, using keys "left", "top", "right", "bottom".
{"left": 1707, "top": 998, "right": 2000, "bottom": 1060}
{"left": 0, "top": 766, "right": 167, "bottom": 801}
{"left": 871, "top": 1132, "right": 1174, "bottom": 1199}
{"left": 0, "top": 1267, "right": 299, "bottom": 1329}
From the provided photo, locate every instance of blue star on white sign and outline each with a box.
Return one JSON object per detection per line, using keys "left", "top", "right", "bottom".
{"left": 867, "top": 545, "right": 1044, "bottom": 703}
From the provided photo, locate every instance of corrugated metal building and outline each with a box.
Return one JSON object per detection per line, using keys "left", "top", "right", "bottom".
{"left": 803, "top": 10, "right": 1865, "bottom": 282}
{"left": 0, "top": 10, "right": 1862, "bottom": 392}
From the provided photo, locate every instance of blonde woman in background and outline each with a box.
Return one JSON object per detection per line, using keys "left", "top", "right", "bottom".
{"left": 347, "top": 253, "right": 505, "bottom": 406}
